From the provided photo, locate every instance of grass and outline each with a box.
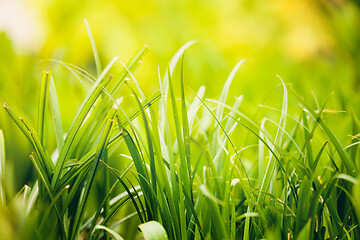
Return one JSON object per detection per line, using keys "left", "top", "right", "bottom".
{"left": 0, "top": 21, "right": 360, "bottom": 240}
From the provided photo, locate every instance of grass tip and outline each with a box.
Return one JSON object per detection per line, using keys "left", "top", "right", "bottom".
{"left": 65, "top": 185, "right": 70, "bottom": 189}
{"left": 3, "top": 102, "right": 7, "bottom": 108}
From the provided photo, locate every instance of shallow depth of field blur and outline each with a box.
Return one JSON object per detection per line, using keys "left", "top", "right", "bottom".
{"left": 0, "top": 0, "right": 358, "bottom": 190}
{"left": 1, "top": 0, "right": 360, "bottom": 236}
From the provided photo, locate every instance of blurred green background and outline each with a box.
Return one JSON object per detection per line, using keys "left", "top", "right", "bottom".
{"left": 1, "top": 0, "right": 360, "bottom": 193}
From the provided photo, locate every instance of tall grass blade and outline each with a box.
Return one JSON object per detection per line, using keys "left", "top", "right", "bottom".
{"left": 0, "top": 129, "right": 5, "bottom": 204}
{"left": 52, "top": 57, "right": 118, "bottom": 188}
{"left": 4, "top": 103, "right": 54, "bottom": 179}
{"left": 49, "top": 76, "right": 64, "bottom": 153}
{"left": 38, "top": 71, "right": 51, "bottom": 146}
{"left": 84, "top": 19, "right": 102, "bottom": 76}
{"left": 69, "top": 109, "right": 116, "bottom": 240}
{"left": 211, "top": 59, "right": 245, "bottom": 166}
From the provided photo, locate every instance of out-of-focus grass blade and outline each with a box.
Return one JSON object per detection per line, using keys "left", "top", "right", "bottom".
{"left": 259, "top": 119, "right": 266, "bottom": 182}
{"left": 258, "top": 77, "right": 288, "bottom": 205}
{"left": 188, "top": 86, "right": 205, "bottom": 132}
{"left": 353, "top": 176, "right": 360, "bottom": 223}
{"left": 84, "top": 19, "right": 102, "bottom": 76}
{"left": 200, "top": 185, "right": 228, "bottom": 240}
{"left": 296, "top": 220, "right": 311, "bottom": 240}
{"left": 40, "top": 184, "right": 69, "bottom": 229}
{"left": 94, "top": 225, "right": 124, "bottom": 240}
{"left": 312, "top": 141, "right": 328, "bottom": 171}
{"left": 49, "top": 76, "right": 64, "bottom": 154}
{"left": 180, "top": 53, "right": 192, "bottom": 188}
{"left": 0, "top": 129, "right": 5, "bottom": 204}
{"left": 26, "top": 180, "right": 39, "bottom": 215}
{"left": 138, "top": 221, "right": 169, "bottom": 240}
{"left": 29, "top": 152, "right": 66, "bottom": 238}
{"left": 350, "top": 112, "right": 360, "bottom": 161}
{"left": 294, "top": 177, "right": 311, "bottom": 236}
{"left": 161, "top": 41, "right": 197, "bottom": 93}
{"left": 302, "top": 110, "right": 314, "bottom": 167}
{"left": 211, "top": 60, "right": 245, "bottom": 162}
{"left": 38, "top": 71, "right": 51, "bottom": 146}
{"left": 111, "top": 45, "right": 149, "bottom": 96}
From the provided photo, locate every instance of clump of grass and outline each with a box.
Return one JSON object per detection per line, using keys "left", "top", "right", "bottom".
{"left": 0, "top": 20, "right": 360, "bottom": 240}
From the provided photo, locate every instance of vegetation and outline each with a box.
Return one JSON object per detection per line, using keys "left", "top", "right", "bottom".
{"left": 0, "top": 20, "right": 360, "bottom": 240}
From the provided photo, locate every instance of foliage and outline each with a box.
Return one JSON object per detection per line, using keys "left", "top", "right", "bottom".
{"left": 0, "top": 21, "right": 360, "bottom": 239}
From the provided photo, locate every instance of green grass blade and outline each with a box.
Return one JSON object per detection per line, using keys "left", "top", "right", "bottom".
{"left": 258, "top": 77, "right": 288, "bottom": 205}
{"left": 168, "top": 69, "right": 191, "bottom": 194}
{"left": 3, "top": 103, "right": 54, "bottom": 178}
{"left": 52, "top": 57, "right": 118, "bottom": 188}
{"left": 94, "top": 225, "right": 124, "bottom": 240}
{"left": 49, "top": 76, "right": 64, "bottom": 153}
{"left": 200, "top": 184, "right": 228, "bottom": 240}
{"left": 126, "top": 84, "right": 157, "bottom": 218}
{"left": 84, "top": 19, "right": 102, "bottom": 76}
{"left": 180, "top": 53, "right": 192, "bottom": 190}
{"left": 188, "top": 86, "right": 205, "bottom": 132}
{"left": 0, "top": 129, "right": 5, "bottom": 204}
{"left": 138, "top": 221, "right": 169, "bottom": 240}
{"left": 38, "top": 71, "right": 51, "bottom": 146}
{"left": 291, "top": 88, "right": 358, "bottom": 176}
{"left": 99, "top": 161, "right": 145, "bottom": 224}
{"left": 29, "top": 152, "right": 67, "bottom": 238}
{"left": 69, "top": 109, "right": 116, "bottom": 240}
{"left": 302, "top": 110, "right": 314, "bottom": 167}
{"left": 26, "top": 180, "right": 39, "bottom": 215}
{"left": 211, "top": 60, "right": 245, "bottom": 162}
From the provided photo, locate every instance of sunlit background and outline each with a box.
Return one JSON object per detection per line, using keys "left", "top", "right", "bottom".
{"left": 1, "top": 0, "right": 360, "bottom": 194}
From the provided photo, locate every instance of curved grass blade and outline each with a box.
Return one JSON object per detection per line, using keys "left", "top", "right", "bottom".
{"left": 126, "top": 84, "right": 157, "bottom": 219}
{"left": 3, "top": 103, "right": 54, "bottom": 178}
{"left": 211, "top": 60, "right": 245, "bottom": 162}
{"left": 52, "top": 57, "right": 118, "bottom": 188}
{"left": 138, "top": 221, "right": 169, "bottom": 240}
{"left": 94, "top": 225, "right": 124, "bottom": 240}
{"left": 84, "top": 19, "right": 102, "bottom": 76}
